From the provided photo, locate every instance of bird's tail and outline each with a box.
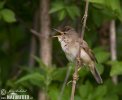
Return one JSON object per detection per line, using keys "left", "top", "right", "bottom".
{"left": 90, "top": 66, "right": 103, "bottom": 84}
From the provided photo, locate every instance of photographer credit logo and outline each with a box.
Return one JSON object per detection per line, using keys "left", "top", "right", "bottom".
{"left": 1, "top": 89, "right": 33, "bottom": 100}
{"left": 1, "top": 89, "right": 6, "bottom": 95}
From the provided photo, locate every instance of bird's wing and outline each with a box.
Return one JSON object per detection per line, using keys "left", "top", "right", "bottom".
{"left": 81, "top": 40, "right": 98, "bottom": 63}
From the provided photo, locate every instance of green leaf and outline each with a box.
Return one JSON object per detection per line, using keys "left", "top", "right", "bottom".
{"left": 92, "top": 8, "right": 108, "bottom": 27}
{"left": 52, "top": 67, "right": 68, "bottom": 81}
{"left": 94, "top": 47, "right": 110, "bottom": 63}
{"left": 48, "top": 86, "right": 59, "bottom": 100}
{"left": 108, "top": 61, "right": 122, "bottom": 76}
{"left": 58, "top": 10, "right": 66, "bottom": 21}
{"left": 71, "top": 5, "right": 80, "bottom": 17}
{"left": 96, "top": 64, "right": 104, "bottom": 74}
{"left": 104, "top": 94, "right": 118, "bottom": 100}
{"left": 66, "top": 5, "right": 80, "bottom": 20}
{"left": 116, "top": 83, "right": 122, "bottom": 95}
{"left": 94, "top": 85, "right": 107, "bottom": 97}
{"left": 66, "top": 6, "right": 75, "bottom": 20}
{"left": 74, "top": 95, "right": 81, "bottom": 100}
{"left": 93, "top": 47, "right": 105, "bottom": 52}
{"left": 15, "top": 73, "right": 44, "bottom": 84}
{"left": 78, "top": 66, "right": 89, "bottom": 77}
{"left": 34, "top": 56, "right": 48, "bottom": 68}
{"left": 105, "top": 80, "right": 118, "bottom": 94}
{"left": 79, "top": 81, "right": 93, "bottom": 98}
{"left": 109, "top": 0, "right": 120, "bottom": 10}
{"left": 1, "top": 9, "right": 16, "bottom": 23}
{"left": 118, "top": 11, "right": 122, "bottom": 22}
{"left": 49, "top": 2, "right": 64, "bottom": 13}
{"left": 88, "top": 0, "right": 105, "bottom": 4}
{"left": 62, "top": 87, "right": 71, "bottom": 100}
{"left": 89, "top": 0, "right": 121, "bottom": 11}
{"left": 89, "top": 0, "right": 122, "bottom": 21}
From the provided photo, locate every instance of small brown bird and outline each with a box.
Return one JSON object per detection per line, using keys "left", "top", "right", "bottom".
{"left": 53, "top": 26, "right": 103, "bottom": 84}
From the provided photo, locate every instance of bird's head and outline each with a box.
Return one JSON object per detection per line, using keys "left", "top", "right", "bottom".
{"left": 53, "top": 26, "right": 75, "bottom": 36}
{"left": 52, "top": 26, "right": 78, "bottom": 42}
{"left": 52, "top": 28, "right": 66, "bottom": 43}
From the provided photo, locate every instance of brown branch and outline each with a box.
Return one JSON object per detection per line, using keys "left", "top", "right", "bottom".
{"left": 38, "top": 0, "right": 51, "bottom": 99}
{"left": 70, "top": 0, "right": 89, "bottom": 100}
{"left": 30, "top": 29, "right": 41, "bottom": 37}
{"left": 15, "top": 15, "right": 41, "bottom": 38}
{"left": 70, "top": 52, "right": 81, "bottom": 100}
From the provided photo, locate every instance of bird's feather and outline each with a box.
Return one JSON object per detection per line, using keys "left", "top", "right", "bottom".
{"left": 90, "top": 65, "right": 103, "bottom": 84}
{"left": 82, "top": 40, "right": 98, "bottom": 63}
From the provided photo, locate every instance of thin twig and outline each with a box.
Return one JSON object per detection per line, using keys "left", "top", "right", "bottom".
{"left": 81, "top": 0, "right": 89, "bottom": 39}
{"left": 58, "top": 66, "right": 71, "bottom": 100}
{"left": 30, "top": 29, "right": 41, "bottom": 37}
{"left": 70, "top": 50, "right": 81, "bottom": 100}
{"left": 70, "top": 0, "right": 89, "bottom": 100}
{"left": 15, "top": 15, "right": 41, "bottom": 38}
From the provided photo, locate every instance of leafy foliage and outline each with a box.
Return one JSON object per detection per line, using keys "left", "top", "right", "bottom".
{"left": 89, "top": 0, "right": 122, "bottom": 21}
{"left": 50, "top": 1, "right": 80, "bottom": 20}
{"left": 107, "top": 61, "right": 122, "bottom": 76}
{"left": 0, "top": 9, "right": 16, "bottom": 22}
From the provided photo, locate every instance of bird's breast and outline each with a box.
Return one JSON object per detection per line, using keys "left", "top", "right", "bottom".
{"left": 60, "top": 41, "right": 68, "bottom": 52}
{"left": 59, "top": 39, "right": 91, "bottom": 63}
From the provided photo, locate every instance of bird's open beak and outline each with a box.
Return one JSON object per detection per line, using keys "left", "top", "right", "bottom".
{"left": 53, "top": 28, "right": 64, "bottom": 35}
{"left": 52, "top": 28, "right": 64, "bottom": 38}
{"left": 52, "top": 35, "right": 60, "bottom": 38}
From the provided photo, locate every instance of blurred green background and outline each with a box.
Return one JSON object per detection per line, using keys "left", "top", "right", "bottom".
{"left": 0, "top": 0, "right": 122, "bottom": 100}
